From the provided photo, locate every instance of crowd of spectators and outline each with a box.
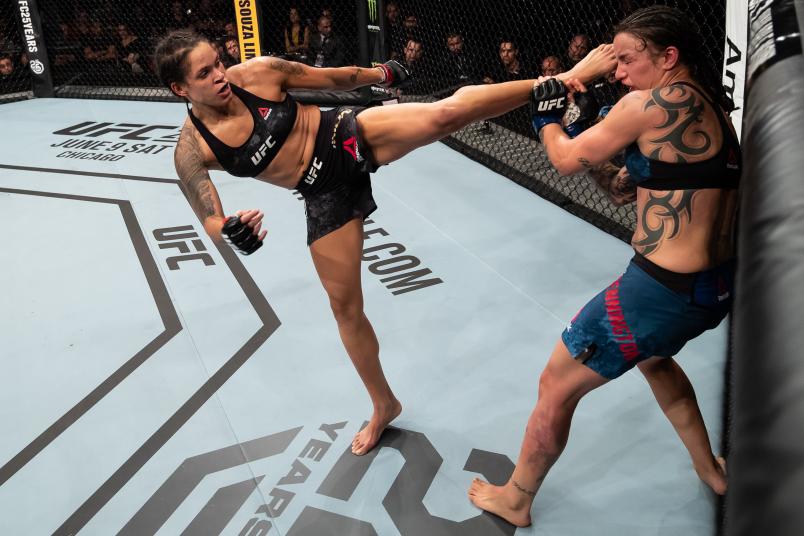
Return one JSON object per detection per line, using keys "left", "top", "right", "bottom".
{"left": 2, "top": 0, "right": 632, "bottom": 135}
{"left": 0, "top": 15, "right": 32, "bottom": 94}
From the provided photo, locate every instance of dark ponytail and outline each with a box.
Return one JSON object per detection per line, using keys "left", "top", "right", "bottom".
{"left": 154, "top": 29, "right": 209, "bottom": 96}
{"left": 614, "top": 5, "right": 734, "bottom": 112}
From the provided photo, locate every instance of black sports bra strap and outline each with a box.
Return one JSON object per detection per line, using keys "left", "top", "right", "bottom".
{"left": 672, "top": 81, "right": 737, "bottom": 148}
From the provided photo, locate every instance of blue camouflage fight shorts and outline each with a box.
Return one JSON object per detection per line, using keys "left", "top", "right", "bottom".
{"left": 561, "top": 255, "right": 735, "bottom": 379}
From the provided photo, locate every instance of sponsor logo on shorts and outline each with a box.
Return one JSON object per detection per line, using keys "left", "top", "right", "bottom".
{"left": 304, "top": 156, "right": 323, "bottom": 185}
{"left": 342, "top": 136, "right": 360, "bottom": 161}
{"left": 258, "top": 107, "right": 272, "bottom": 120}
{"left": 604, "top": 278, "right": 640, "bottom": 361}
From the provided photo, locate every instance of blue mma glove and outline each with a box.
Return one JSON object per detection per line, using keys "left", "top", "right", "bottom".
{"left": 531, "top": 78, "right": 568, "bottom": 134}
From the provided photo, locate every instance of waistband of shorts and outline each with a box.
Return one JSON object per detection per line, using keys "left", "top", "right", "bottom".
{"left": 630, "top": 252, "right": 736, "bottom": 295}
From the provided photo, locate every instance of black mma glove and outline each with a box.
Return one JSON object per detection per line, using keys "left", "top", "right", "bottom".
{"left": 222, "top": 216, "right": 263, "bottom": 255}
{"left": 530, "top": 78, "right": 569, "bottom": 135}
{"left": 377, "top": 60, "right": 410, "bottom": 88}
{"left": 565, "top": 89, "right": 600, "bottom": 138}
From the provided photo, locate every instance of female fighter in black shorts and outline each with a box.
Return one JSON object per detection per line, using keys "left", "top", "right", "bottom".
{"left": 154, "top": 30, "right": 615, "bottom": 455}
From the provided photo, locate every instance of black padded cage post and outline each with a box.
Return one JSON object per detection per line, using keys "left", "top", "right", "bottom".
{"left": 12, "top": 0, "right": 53, "bottom": 97}
{"left": 1, "top": 1, "right": 32, "bottom": 102}
{"left": 357, "top": 0, "right": 387, "bottom": 66}
{"left": 725, "top": 1, "right": 804, "bottom": 535}
{"left": 356, "top": 0, "right": 387, "bottom": 102}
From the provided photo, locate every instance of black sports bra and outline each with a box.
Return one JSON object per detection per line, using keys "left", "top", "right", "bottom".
{"left": 624, "top": 82, "right": 741, "bottom": 190}
{"left": 188, "top": 83, "right": 297, "bottom": 177}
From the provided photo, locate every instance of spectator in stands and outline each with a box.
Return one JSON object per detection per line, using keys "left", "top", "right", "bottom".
{"left": 82, "top": 19, "right": 118, "bottom": 82}
{"left": 402, "top": 37, "right": 436, "bottom": 95}
{"left": 483, "top": 40, "right": 535, "bottom": 137}
{"left": 308, "top": 15, "right": 345, "bottom": 68}
{"left": 486, "top": 40, "right": 534, "bottom": 82}
{"left": 565, "top": 33, "right": 591, "bottom": 68}
{"left": 540, "top": 55, "right": 564, "bottom": 76}
{"left": 222, "top": 37, "right": 241, "bottom": 67}
{"left": 385, "top": 1, "right": 405, "bottom": 60}
{"left": 0, "top": 55, "right": 13, "bottom": 77}
{"left": 73, "top": 9, "right": 92, "bottom": 41}
{"left": 442, "top": 32, "right": 481, "bottom": 86}
{"left": 284, "top": 7, "right": 311, "bottom": 58}
{"left": 116, "top": 23, "right": 149, "bottom": 75}
{"left": 52, "top": 21, "right": 82, "bottom": 75}
{"left": 0, "top": 53, "right": 29, "bottom": 93}
{"left": 167, "top": 1, "right": 190, "bottom": 32}
{"left": 191, "top": 0, "right": 224, "bottom": 40}
{"left": 224, "top": 22, "right": 238, "bottom": 40}
{"left": 403, "top": 13, "right": 421, "bottom": 45}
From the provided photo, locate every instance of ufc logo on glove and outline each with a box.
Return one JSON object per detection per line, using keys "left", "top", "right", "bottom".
{"left": 537, "top": 97, "right": 566, "bottom": 112}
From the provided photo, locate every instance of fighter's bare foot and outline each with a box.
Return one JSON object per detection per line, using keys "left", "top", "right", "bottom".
{"left": 468, "top": 478, "right": 532, "bottom": 528}
{"left": 697, "top": 455, "right": 727, "bottom": 495}
{"left": 351, "top": 398, "right": 402, "bottom": 455}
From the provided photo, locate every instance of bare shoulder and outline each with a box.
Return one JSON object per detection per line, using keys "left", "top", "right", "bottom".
{"left": 642, "top": 84, "right": 708, "bottom": 117}
{"left": 614, "top": 89, "right": 653, "bottom": 114}
{"left": 255, "top": 56, "right": 305, "bottom": 76}
{"left": 641, "top": 83, "right": 721, "bottom": 161}
{"left": 233, "top": 56, "right": 303, "bottom": 85}
{"left": 596, "top": 89, "right": 657, "bottom": 132}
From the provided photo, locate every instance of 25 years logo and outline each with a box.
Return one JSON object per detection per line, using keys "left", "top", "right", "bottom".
{"left": 123, "top": 422, "right": 516, "bottom": 535}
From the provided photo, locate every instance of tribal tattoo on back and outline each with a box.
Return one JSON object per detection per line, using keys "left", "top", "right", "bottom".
{"left": 631, "top": 85, "right": 716, "bottom": 255}
{"left": 644, "top": 85, "right": 712, "bottom": 163}
{"left": 634, "top": 190, "right": 695, "bottom": 256}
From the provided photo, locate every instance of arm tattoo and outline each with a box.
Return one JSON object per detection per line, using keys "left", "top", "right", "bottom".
{"left": 349, "top": 68, "right": 361, "bottom": 84}
{"left": 268, "top": 58, "right": 304, "bottom": 76}
{"left": 644, "top": 85, "right": 711, "bottom": 163}
{"left": 584, "top": 161, "right": 637, "bottom": 206}
{"left": 633, "top": 190, "right": 695, "bottom": 256}
{"left": 512, "top": 480, "right": 537, "bottom": 497}
{"left": 175, "top": 128, "right": 218, "bottom": 220}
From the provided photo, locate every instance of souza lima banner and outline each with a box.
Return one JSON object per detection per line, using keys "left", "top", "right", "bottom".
{"left": 234, "top": 0, "right": 262, "bottom": 62}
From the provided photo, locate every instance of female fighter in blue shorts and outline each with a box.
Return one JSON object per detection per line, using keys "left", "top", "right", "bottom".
{"left": 154, "top": 30, "right": 616, "bottom": 456}
{"left": 470, "top": 6, "right": 738, "bottom": 525}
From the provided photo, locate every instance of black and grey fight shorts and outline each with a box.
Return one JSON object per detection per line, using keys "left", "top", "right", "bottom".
{"left": 295, "top": 106, "right": 379, "bottom": 245}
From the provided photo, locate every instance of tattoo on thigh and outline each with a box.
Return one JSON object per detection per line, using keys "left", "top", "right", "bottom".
{"left": 349, "top": 68, "right": 361, "bottom": 83}
{"left": 634, "top": 190, "right": 695, "bottom": 256}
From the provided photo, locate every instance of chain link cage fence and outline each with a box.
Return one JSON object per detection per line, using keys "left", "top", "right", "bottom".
{"left": 1, "top": 0, "right": 33, "bottom": 103}
{"left": 262, "top": 0, "right": 726, "bottom": 241}
{"left": 10, "top": 0, "right": 726, "bottom": 240}
{"left": 383, "top": 0, "right": 726, "bottom": 240}
{"left": 32, "top": 0, "right": 236, "bottom": 100}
